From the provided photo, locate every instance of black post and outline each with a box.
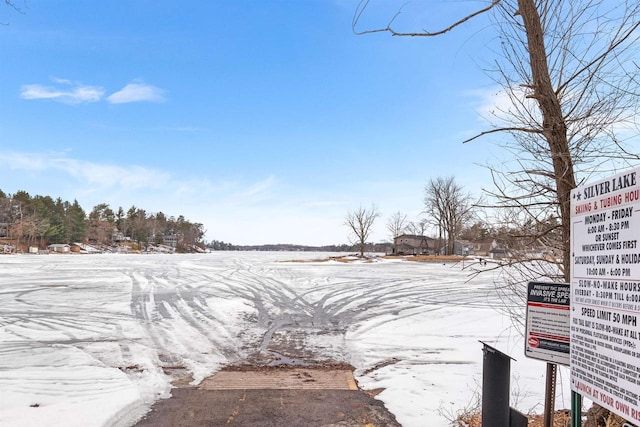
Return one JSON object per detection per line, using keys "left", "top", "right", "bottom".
{"left": 482, "top": 342, "right": 513, "bottom": 427}
{"left": 544, "top": 363, "right": 557, "bottom": 427}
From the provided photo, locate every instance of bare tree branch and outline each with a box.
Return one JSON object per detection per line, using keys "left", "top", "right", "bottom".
{"left": 462, "top": 126, "right": 543, "bottom": 143}
{"left": 353, "top": 0, "right": 501, "bottom": 37}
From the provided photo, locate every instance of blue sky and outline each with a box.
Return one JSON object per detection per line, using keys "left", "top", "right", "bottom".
{"left": 0, "top": 1, "right": 501, "bottom": 245}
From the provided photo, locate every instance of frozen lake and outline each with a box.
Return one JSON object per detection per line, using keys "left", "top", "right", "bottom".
{"left": 0, "top": 252, "right": 571, "bottom": 426}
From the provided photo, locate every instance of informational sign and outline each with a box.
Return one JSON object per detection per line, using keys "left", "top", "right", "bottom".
{"left": 571, "top": 167, "right": 640, "bottom": 423}
{"left": 525, "top": 282, "right": 570, "bottom": 365}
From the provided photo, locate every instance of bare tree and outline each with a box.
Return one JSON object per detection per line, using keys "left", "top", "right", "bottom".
{"left": 354, "top": 1, "right": 640, "bottom": 422}
{"left": 345, "top": 204, "right": 379, "bottom": 257}
{"left": 386, "top": 211, "right": 408, "bottom": 253}
{"left": 354, "top": 0, "right": 640, "bottom": 283}
{"left": 480, "top": 0, "right": 640, "bottom": 287}
{"left": 424, "top": 176, "right": 475, "bottom": 255}
{"left": 406, "top": 219, "right": 428, "bottom": 236}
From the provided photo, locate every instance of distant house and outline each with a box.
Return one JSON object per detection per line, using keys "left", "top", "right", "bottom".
{"left": 472, "top": 239, "right": 495, "bottom": 257}
{"left": 111, "top": 231, "right": 129, "bottom": 243}
{"left": 489, "top": 246, "right": 509, "bottom": 260}
{"left": 163, "top": 233, "right": 182, "bottom": 248}
{"left": 0, "top": 223, "right": 8, "bottom": 238}
{"left": 453, "top": 240, "right": 475, "bottom": 256}
{"left": 473, "top": 239, "right": 509, "bottom": 258}
{"left": 433, "top": 239, "right": 472, "bottom": 256}
{"left": 48, "top": 244, "right": 70, "bottom": 254}
{"left": 393, "top": 234, "right": 434, "bottom": 255}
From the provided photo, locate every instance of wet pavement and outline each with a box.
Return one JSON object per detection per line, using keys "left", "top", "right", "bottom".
{"left": 134, "top": 366, "right": 401, "bottom": 427}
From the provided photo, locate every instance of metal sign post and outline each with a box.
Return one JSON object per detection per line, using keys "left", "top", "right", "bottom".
{"left": 524, "top": 281, "right": 570, "bottom": 427}
{"left": 571, "top": 390, "right": 582, "bottom": 427}
{"left": 544, "top": 363, "right": 556, "bottom": 427}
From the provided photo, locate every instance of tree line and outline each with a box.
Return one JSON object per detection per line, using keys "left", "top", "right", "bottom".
{"left": 207, "top": 242, "right": 361, "bottom": 252}
{"left": 345, "top": 176, "right": 479, "bottom": 257}
{"left": 345, "top": 175, "right": 563, "bottom": 258}
{"left": 0, "top": 189, "right": 205, "bottom": 252}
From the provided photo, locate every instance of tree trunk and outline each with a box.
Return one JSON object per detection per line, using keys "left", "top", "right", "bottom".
{"left": 518, "top": 0, "right": 576, "bottom": 282}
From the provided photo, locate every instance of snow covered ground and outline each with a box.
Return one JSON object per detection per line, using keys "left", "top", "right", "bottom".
{"left": 0, "top": 252, "right": 571, "bottom": 426}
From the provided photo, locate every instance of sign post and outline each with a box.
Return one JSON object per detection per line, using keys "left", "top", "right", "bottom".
{"left": 525, "top": 281, "right": 570, "bottom": 427}
{"left": 570, "top": 167, "right": 640, "bottom": 424}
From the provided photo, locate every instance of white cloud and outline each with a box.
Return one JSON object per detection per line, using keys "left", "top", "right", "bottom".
{"left": 238, "top": 174, "right": 277, "bottom": 199}
{"left": 107, "top": 82, "right": 165, "bottom": 104}
{"left": 20, "top": 81, "right": 104, "bottom": 104}
{"left": 50, "top": 77, "right": 72, "bottom": 85}
{"left": 19, "top": 78, "right": 165, "bottom": 105}
{"left": 466, "top": 87, "right": 521, "bottom": 122}
{"left": 0, "top": 151, "right": 170, "bottom": 190}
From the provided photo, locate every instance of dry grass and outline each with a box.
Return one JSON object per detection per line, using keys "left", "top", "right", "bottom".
{"left": 456, "top": 411, "right": 572, "bottom": 427}
{"left": 442, "top": 387, "right": 575, "bottom": 427}
{"left": 456, "top": 408, "right": 635, "bottom": 427}
{"left": 281, "top": 256, "right": 374, "bottom": 263}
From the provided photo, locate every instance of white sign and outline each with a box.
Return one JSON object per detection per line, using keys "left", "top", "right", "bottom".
{"left": 525, "top": 282, "right": 570, "bottom": 365}
{"left": 571, "top": 167, "right": 640, "bottom": 423}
